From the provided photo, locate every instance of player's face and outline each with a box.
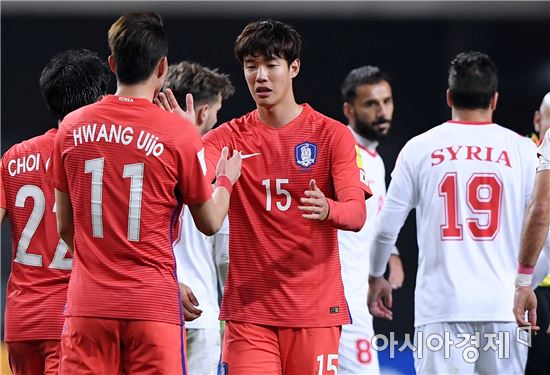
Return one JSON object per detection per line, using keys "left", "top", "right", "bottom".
{"left": 348, "top": 81, "right": 393, "bottom": 141}
{"left": 243, "top": 54, "right": 299, "bottom": 108}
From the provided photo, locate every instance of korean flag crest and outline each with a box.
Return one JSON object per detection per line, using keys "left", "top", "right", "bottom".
{"left": 295, "top": 142, "right": 317, "bottom": 168}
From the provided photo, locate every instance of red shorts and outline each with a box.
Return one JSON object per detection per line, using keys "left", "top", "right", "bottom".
{"left": 7, "top": 340, "right": 60, "bottom": 375}
{"left": 221, "top": 320, "right": 341, "bottom": 375}
{"left": 59, "top": 317, "right": 187, "bottom": 375}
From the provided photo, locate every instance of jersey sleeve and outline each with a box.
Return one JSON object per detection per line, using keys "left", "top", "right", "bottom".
{"left": 0, "top": 157, "right": 6, "bottom": 209}
{"left": 537, "top": 130, "right": 550, "bottom": 172}
{"left": 45, "top": 125, "right": 69, "bottom": 192}
{"left": 175, "top": 124, "right": 213, "bottom": 206}
{"left": 331, "top": 126, "right": 372, "bottom": 198}
{"left": 370, "top": 140, "right": 417, "bottom": 277}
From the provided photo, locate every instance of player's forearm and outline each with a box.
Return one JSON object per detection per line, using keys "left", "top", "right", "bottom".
{"left": 0, "top": 208, "right": 6, "bottom": 224}
{"left": 519, "top": 204, "right": 550, "bottom": 267}
{"left": 326, "top": 187, "right": 366, "bottom": 231}
{"left": 190, "top": 187, "right": 230, "bottom": 236}
{"left": 370, "top": 232, "right": 397, "bottom": 278}
{"left": 369, "top": 193, "right": 410, "bottom": 277}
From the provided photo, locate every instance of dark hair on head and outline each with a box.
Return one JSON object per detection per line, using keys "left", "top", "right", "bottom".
{"left": 40, "top": 49, "right": 110, "bottom": 121}
{"left": 234, "top": 19, "right": 302, "bottom": 65}
{"left": 108, "top": 11, "right": 168, "bottom": 84}
{"left": 341, "top": 65, "right": 390, "bottom": 103}
{"left": 164, "top": 61, "right": 235, "bottom": 110}
{"left": 448, "top": 51, "right": 498, "bottom": 110}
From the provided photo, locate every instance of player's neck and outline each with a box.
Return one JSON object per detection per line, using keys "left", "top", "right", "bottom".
{"left": 257, "top": 96, "right": 303, "bottom": 129}
{"left": 115, "top": 81, "right": 158, "bottom": 102}
{"left": 451, "top": 107, "right": 493, "bottom": 123}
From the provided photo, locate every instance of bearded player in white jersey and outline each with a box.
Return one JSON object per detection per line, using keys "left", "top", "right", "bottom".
{"left": 368, "top": 51, "right": 536, "bottom": 374}
{"left": 162, "top": 61, "right": 234, "bottom": 375}
{"left": 338, "top": 66, "right": 404, "bottom": 374}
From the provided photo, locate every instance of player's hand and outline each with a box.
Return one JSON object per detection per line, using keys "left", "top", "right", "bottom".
{"left": 216, "top": 147, "right": 242, "bottom": 185}
{"left": 513, "top": 285, "right": 540, "bottom": 331}
{"left": 179, "top": 282, "right": 203, "bottom": 321}
{"left": 388, "top": 254, "right": 405, "bottom": 289}
{"left": 154, "top": 89, "right": 196, "bottom": 126}
{"left": 299, "top": 179, "right": 329, "bottom": 221}
{"left": 367, "top": 276, "right": 393, "bottom": 320}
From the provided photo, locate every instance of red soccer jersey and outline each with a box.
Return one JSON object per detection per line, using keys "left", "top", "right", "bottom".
{"left": 46, "top": 95, "right": 212, "bottom": 325}
{"left": 1, "top": 129, "right": 72, "bottom": 342}
{"left": 203, "top": 104, "right": 370, "bottom": 327}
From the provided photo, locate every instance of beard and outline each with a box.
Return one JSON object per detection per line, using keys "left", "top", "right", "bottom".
{"left": 354, "top": 116, "right": 391, "bottom": 141}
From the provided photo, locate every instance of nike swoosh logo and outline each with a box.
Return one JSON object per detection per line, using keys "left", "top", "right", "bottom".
{"left": 239, "top": 152, "right": 261, "bottom": 159}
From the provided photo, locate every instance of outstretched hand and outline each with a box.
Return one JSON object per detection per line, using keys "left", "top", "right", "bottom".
{"left": 154, "top": 88, "right": 196, "bottom": 126}
{"left": 367, "top": 276, "right": 393, "bottom": 320}
{"left": 299, "top": 179, "right": 329, "bottom": 221}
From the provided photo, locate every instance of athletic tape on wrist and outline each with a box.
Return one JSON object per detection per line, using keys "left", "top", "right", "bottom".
{"left": 215, "top": 175, "right": 233, "bottom": 194}
{"left": 515, "top": 273, "right": 533, "bottom": 287}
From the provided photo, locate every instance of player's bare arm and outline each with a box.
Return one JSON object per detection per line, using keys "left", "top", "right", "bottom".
{"left": 0, "top": 208, "right": 6, "bottom": 224}
{"left": 54, "top": 189, "right": 75, "bottom": 252}
{"left": 179, "top": 282, "right": 203, "bottom": 321}
{"left": 514, "top": 169, "right": 550, "bottom": 330}
{"left": 367, "top": 275, "right": 393, "bottom": 320}
{"left": 388, "top": 254, "right": 405, "bottom": 289}
{"left": 189, "top": 147, "right": 242, "bottom": 236}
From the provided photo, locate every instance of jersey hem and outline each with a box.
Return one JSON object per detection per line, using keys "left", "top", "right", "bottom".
{"left": 65, "top": 312, "right": 182, "bottom": 326}
{"left": 414, "top": 315, "right": 516, "bottom": 327}
{"left": 220, "top": 316, "right": 350, "bottom": 328}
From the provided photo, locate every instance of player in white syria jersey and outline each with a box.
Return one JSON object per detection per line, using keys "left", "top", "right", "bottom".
{"left": 338, "top": 66, "right": 404, "bottom": 374}
{"left": 161, "top": 61, "right": 234, "bottom": 375}
{"left": 368, "top": 52, "right": 536, "bottom": 374}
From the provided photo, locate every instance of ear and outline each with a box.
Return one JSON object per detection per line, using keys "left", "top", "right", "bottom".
{"left": 196, "top": 104, "right": 208, "bottom": 128}
{"left": 289, "top": 59, "right": 300, "bottom": 79}
{"left": 490, "top": 92, "right": 499, "bottom": 111}
{"left": 446, "top": 89, "right": 453, "bottom": 108}
{"left": 157, "top": 56, "right": 168, "bottom": 79}
{"left": 534, "top": 110, "right": 541, "bottom": 133}
{"left": 343, "top": 102, "right": 353, "bottom": 122}
{"left": 108, "top": 55, "right": 117, "bottom": 74}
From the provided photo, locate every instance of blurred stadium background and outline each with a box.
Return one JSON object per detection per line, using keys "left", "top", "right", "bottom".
{"left": 2, "top": 1, "right": 550, "bottom": 373}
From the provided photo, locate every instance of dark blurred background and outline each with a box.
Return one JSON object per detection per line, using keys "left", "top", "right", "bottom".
{"left": 2, "top": 0, "right": 550, "bottom": 353}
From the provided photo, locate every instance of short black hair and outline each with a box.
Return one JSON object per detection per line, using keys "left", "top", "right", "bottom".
{"left": 234, "top": 19, "right": 302, "bottom": 65}
{"left": 164, "top": 61, "right": 235, "bottom": 110}
{"left": 341, "top": 65, "right": 390, "bottom": 103}
{"left": 448, "top": 51, "right": 498, "bottom": 110}
{"left": 39, "top": 49, "right": 110, "bottom": 121}
{"left": 108, "top": 11, "right": 168, "bottom": 84}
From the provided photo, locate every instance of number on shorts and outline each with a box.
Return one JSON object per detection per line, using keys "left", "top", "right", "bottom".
{"left": 356, "top": 339, "right": 372, "bottom": 364}
{"left": 316, "top": 353, "right": 338, "bottom": 375}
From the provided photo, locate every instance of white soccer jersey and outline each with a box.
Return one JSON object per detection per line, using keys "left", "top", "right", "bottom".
{"left": 339, "top": 128, "right": 385, "bottom": 326}
{"left": 370, "top": 121, "right": 538, "bottom": 327}
{"left": 173, "top": 206, "right": 229, "bottom": 330}
{"left": 338, "top": 128, "right": 384, "bottom": 373}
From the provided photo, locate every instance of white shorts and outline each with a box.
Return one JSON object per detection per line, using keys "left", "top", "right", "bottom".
{"left": 186, "top": 328, "right": 221, "bottom": 375}
{"left": 414, "top": 322, "right": 528, "bottom": 375}
{"left": 338, "top": 319, "right": 380, "bottom": 374}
